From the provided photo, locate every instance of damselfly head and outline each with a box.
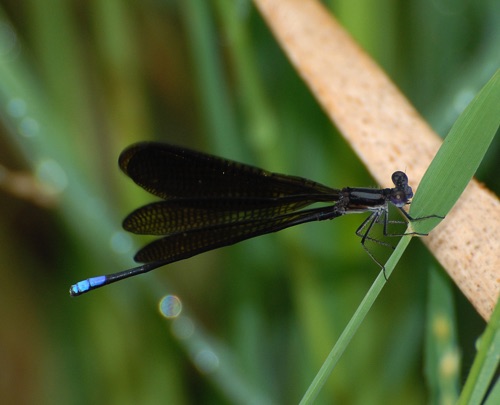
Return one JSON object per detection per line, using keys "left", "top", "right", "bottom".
{"left": 389, "top": 171, "right": 413, "bottom": 207}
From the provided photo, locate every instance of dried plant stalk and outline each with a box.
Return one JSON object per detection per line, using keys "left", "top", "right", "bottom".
{"left": 254, "top": 0, "right": 500, "bottom": 320}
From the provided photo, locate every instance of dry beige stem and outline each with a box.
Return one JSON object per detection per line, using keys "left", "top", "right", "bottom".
{"left": 254, "top": 0, "right": 500, "bottom": 320}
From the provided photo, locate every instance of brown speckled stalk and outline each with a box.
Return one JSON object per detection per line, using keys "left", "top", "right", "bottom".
{"left": 254, "top": 0, "right": 500, "bottom": 320}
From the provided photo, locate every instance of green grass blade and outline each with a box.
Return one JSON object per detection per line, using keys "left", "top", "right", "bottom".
{"left": 299, "top": 235, "right": 412, "bottom": 404}
{"left": 484, "top": 377, "right": 500, "bottom": 405}
{"left": 180, "top": 0, "right": 241, "bottom": 156}
{"left": 424, "top": 266, "right": 460, "bottom": 404}
{"left": 300, "top": 69, "right": 500, "bottom": 404}
{"left": 410, "top": 69, "right": 500, "bottom": 234}
{"left": 458, "top": 294, "right": 500, "bottom": 405}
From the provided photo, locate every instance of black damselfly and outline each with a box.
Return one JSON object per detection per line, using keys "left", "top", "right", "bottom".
{"left": 70, "top": 142, "right": 439, "bottom": 296}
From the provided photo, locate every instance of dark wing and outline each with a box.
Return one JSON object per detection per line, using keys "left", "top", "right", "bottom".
{"left": 132, "top": 205, "right": 342, "bottom": 263}
{"left": 119, "top": 142, "right": 339, "bottom": 202}
{"left": 123, "top": 197, "right": 325, "bottom": 235}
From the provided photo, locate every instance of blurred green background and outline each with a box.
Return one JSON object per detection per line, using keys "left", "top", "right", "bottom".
{"left": 0, "top": 0, "right": 498, "bottom": 404}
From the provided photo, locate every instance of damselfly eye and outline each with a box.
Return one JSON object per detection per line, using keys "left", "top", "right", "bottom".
{"left": 391, "top": 171, "right": 408, "bottom": 187}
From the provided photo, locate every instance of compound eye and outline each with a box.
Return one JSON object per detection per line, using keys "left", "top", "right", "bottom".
{"left": 391, "top": 171, "right": 408, "bottom": 187}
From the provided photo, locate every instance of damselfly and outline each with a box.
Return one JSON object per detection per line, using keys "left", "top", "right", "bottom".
{"left": 70, "top": 142, "right": 440, "bottom": 296}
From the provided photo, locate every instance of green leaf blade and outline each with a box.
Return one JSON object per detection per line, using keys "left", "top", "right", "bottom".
{"left": 410, "top": 70, "right": 500, "bottom": 234}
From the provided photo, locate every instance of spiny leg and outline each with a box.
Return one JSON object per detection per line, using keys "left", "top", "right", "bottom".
{"left": 356, "top": 209, "right": 395, "bottom": 249}
{"left": 390, "top": 208, "right": 445, "bottom": 237}
{"left": 355, "top": 211, "right": 391, "bottom": 279}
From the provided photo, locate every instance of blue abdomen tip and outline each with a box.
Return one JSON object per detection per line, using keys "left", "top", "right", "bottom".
{"left": 69, "top": 276, "right": 107, "bottom": 296}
